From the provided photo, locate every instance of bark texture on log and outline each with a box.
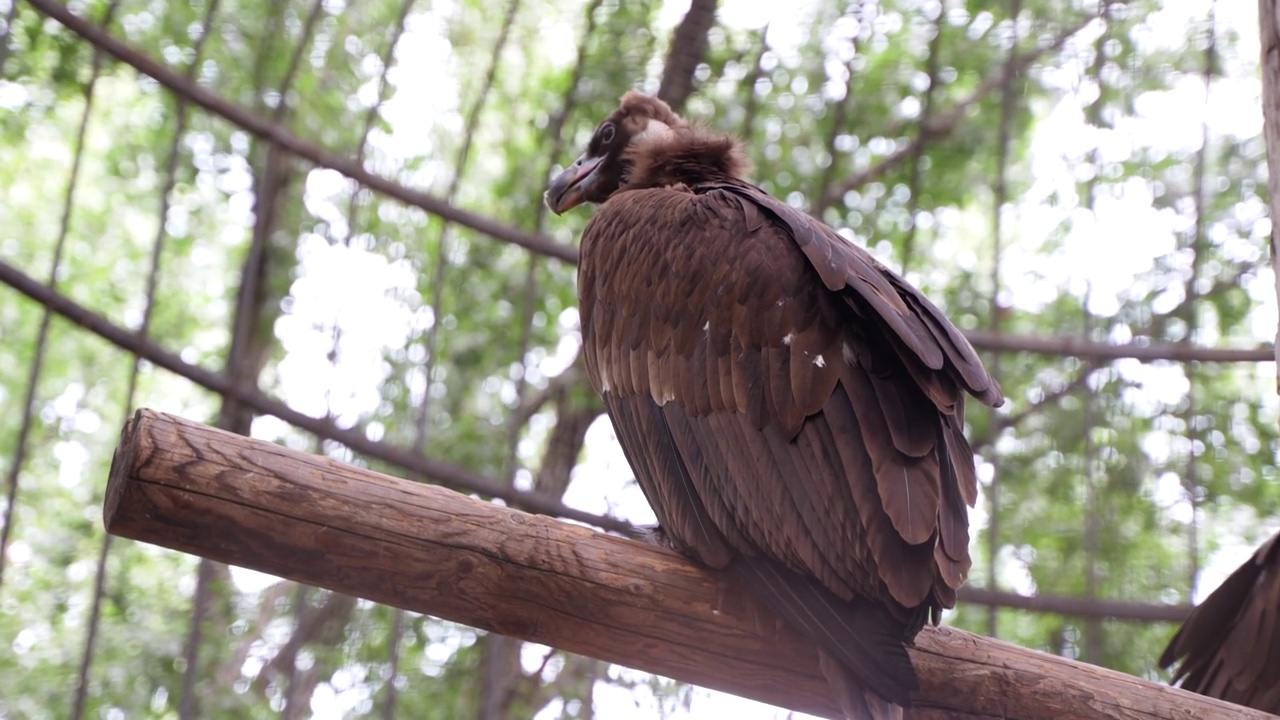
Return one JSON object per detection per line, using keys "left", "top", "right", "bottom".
{"left": 105, "top": 409, "right": 1265, "bottom": 720}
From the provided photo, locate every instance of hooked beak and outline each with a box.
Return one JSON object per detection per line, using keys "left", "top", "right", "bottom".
{"left": 544, "top": 153, "right": 604, "bottom": 215}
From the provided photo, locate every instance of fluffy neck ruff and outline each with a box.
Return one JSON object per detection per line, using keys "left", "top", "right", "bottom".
{"left": 624, "top": 128, "right": 750, "bottom": 190}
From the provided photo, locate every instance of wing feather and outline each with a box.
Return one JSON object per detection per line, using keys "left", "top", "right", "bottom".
{"left": 734, "top": 555, "right": 918, "bottom": 706}
{"left": 945, "top": 411, "right": 979, "bottom": 507}
{"left": 629, "top": 346, "right": 648, "bottom": 397}
{"left": 744, "top": 183, "right": 1001, "bottom": 406}
{"left": 788, "top": 341, "right": 816, "bottom": 414}
{"left": 765, "top": 345, "right": 806, "bottom": 437}
{"left": 894, "top": 282, "right": 1002, "bottom": 405}
{"left": 1160, "top": 531, "right": 1280, "bottom": 713}
{"left": 820, "top": 371, "right": 937, "bottom": 609}
{"left": 646, "top": 351, "right": 664, "bottom": 404}
{"left": 707, "top": 411, "right": 819, "bottom": 571}
{"left": 730, "top": 335, "right": 766, "bottom": 427}
{"left": 757, "top": 416, "right": 857, "bottom": 595}
{"left": 577, "top": 182, "right": 1000, "bottom": 697}
{"left": 603, "top": 394, "right": 734, "bottom": 567}
{"left": 934, "top": 437, "right": 970, "bottom": 588}
{"left": 716, "top": 342, "right": 736, "bottom": 414}
{"left": 840, "top": 359, "right": 941, "bottom": 547}
{"left": 660, "top": 404, "right": 770, "bottom": 547}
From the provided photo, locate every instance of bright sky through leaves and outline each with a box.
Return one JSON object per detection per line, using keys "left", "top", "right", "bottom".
{"left": 2, "top": 0, "right": 1277, "bottom": 716}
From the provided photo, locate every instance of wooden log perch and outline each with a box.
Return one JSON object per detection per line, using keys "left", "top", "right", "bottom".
{"left": 105, "top": 409, "right": 1264, "bottom": 720}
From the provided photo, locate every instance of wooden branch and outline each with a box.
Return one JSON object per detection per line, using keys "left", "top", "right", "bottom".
{"left": 962, "top": 329, "right": 1273, "bottom": 363}
{"left": 27, "top": 0, "right": 579, "bottom": 264}
{"left": 105, "top": 410, "right": 1263, "bottom": 720}
{"left": 0, "top": 260, "right": 627, "bottom": 532}
{"left": 957, "top": 587, "right": 1190, "bottom": 624}
{"left": 2, "top": 249, "right": 1258, "bottom": 543}
{"left": 656, "top": 0, "right": 718, "bottom": 113}
{"left": 819, "top": 14, "right": 1098, "bottom": 209}
{"left": 1260, "top": 0, "right": 1280, "bottom": 393}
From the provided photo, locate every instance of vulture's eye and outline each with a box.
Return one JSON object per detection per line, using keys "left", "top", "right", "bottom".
{"left": 599, "top": 123, "right": 616, "bottom": 145}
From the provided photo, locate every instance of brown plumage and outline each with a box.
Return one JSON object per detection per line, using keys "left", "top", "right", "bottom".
{"left": 1159, "top": 531, "right": 1280, "bottom": 713}
{"left": 546, "top": 92, "right": 1003, "bottom": 717}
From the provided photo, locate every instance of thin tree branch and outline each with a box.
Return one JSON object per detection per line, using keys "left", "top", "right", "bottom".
{"left": 532, "top": 394, "right": 600, "bottom": 500}
{"left": 899, "top": 9, "right": 945, "bottom": 274}
{"left": 219, "top": 142, "right": 290, "bottom": 431}
{"left": 313, "top": 3, "right": 420, "bottom": 717}
{"left": 503, "top": 0, "right": 605, "bottom": 482}
{"left": 223, "top": 0, "right": 319, "bottom": 424}
{"left": 505, "top": 260, "right": 546, "bottom": 481}
{"left": 978, "top": 363, "right": 1095, "bottom": 448}
{"left": 820, "top": 13, "right": 1098, "bottom": 209}
{"left": 984, "top": 0, "right": 1022, "bottom": 639}
{"left": 1078, "top": 0, "right": 1112, "bottom": 667}
{"left": 1081, "top": 319, "right": 1101, "bottom": 665}
{"left": 382, "top": 605, "right": 406, "bottom": 720}
{"left": 509, "top": 643, "right": 574, "bottom": 717}
{"left": 957, "top": 587, "right": 1191, "bottom": 623}
{"left": 248, "top": 1, "right": 289, "bottom": 109}
{"left": 178, "top": 557, "right": 217, "bottom": 719}
{"left": 71, "top": 0, "right": 222, "bottom": 714}
{"left": 510, "top": 364, "right": 588, "bottom": 432}
{"left": 27, "top": 0, "right": 579, "bottom": 264}
{"left": 322, "top": 0, "right": 416, "bottom": 418}
{"left": 961, "top": 329, "right": 1272, "bottom": 362}
{"left": 350, "top": 0, "right": 416, "bottom": 223}
{"left": 0, "top": 257, "right": 1267, "bottom": 387}
{"left": 0, "top": 0, "right": 119, "bottom": 591}
{"left": 811, "top": 33, "right": 859, "bottom": 219}
{"left": 530, "top": 0, "right": 604, "bottom": 223}
{"left": 216, "top": 581, "right": 294, "bottom": 689}
{"left": 71, "top": 533, "right": 114, "bottom": 720}
{"left": 1266, "top": 0, "right": 1280, "bottom": 392}
{"left": 277, "top": 0, "right": 327, "bottom": 114}
{"left": 416, "top": 0, "right": 523, "bottom": 455}
{"left": 252, "top": 591, "right": 358, "bottom": 694}
{"left": 1183, "top": 2, "right": 1217, "bottom": 604}
{"left": 0, "top": 0, "right": 20, "bottom": 73}
{"left": 736, "top": 26, "right": 770, "bottom": 143}
{"left": 131, "top": 2, "right": 220, "bottom": 394}
{"left": 0, "top": 258, "right": 631, "bottom": 532}
{"left": 656, "top": 0, "right": 718, "bottom": 113}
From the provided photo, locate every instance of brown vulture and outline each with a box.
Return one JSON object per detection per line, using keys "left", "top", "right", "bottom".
{"left": 545, "top": 92, "right": 1003, "bottom": 718}
{"left": 1159, "top": 530, "right": 1280, "bottom": 713}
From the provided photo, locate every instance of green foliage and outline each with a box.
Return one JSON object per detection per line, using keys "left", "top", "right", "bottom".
{"left": 0, "top": 0, "right": 1274, "bottom": 717}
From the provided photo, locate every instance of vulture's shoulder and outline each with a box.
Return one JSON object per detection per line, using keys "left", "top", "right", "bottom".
{"left": 578, "top": 181, "right": 1001, "bottom": 415}
{"left": 702, "top": 181, "right": 1003, "bottom": 410}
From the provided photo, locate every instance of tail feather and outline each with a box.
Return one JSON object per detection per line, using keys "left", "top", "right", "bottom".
{"left": 732, "top": 554, "right": 917, "bottom": 710}
{"left": 818, "top": 649, "right": 905, "bottom": 720}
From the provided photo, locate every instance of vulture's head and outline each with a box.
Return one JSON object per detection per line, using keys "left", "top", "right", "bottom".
{"left": 545, "top": 91, "right": 748, "bottom": 214}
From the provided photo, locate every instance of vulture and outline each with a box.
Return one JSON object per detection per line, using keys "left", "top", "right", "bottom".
{"left": 545, "top": 92, "right": 1003, "bottom": 718}
{"left": 1159, "top": 530, "right": 1280, "bottom": 713}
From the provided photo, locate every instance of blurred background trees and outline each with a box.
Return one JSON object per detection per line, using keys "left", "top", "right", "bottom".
{"left": 0, "top": 0, "right": 1274, "bottom": 717}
